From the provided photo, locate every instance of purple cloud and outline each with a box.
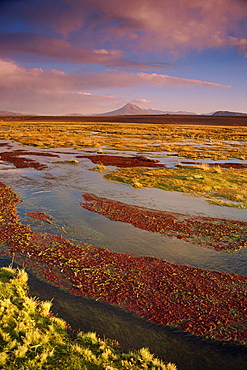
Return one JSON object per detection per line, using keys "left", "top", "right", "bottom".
{"left": 0, "top": 33, "right": 170, "bottom": 69}
{"left": 1, "top": 0, "right": 246, "bottom": 57}
{"left": 0, "top": 58, "right": 231, "bottom": 96}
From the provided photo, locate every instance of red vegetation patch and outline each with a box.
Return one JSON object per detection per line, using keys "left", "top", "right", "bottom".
{"left": 0, "top": 150, "right": 59, "bottom": 170}
{"left": 42, "top": 174, "right": 59, "bottom": 180}
{"left": 181, "top": 161, "right": 247, "bottom": 169}
{"left": 25, "top": 211, "right": 53, "bottom": 223}
{"left": 80, "top": 193, "right": 247, "bottom": 252}
{"left": 0, "top": 181, "right": 20, "bottom": 223}
{"left": 0, "top": 143, "right": 11, "bottom": 148}
{"left": 0, "top": 181, "right": 246, "bottom": 344}
{"left": 76, "top": 154, "right": 165, "bottom": 168}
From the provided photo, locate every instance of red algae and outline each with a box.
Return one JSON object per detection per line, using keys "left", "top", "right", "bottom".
{"left": 0, "top": 151, "right": 47, "bottom": 170}
{"left": 0, "top": 150, "right": 59, "bottom": 170}
{"left": 0, "top": 181, "right": 20, "bottom": 223}
{"left": 80, "top": 193, "right": 247, "bottom": 252}
{"left": 181, "top": 161, "right": 247, "bottom": 169}
{"left": 42, "top": 174, "right": 59, "bottom": 180}
{"left": 25, "top": 211, "right": 53, "bottom": 223}
{"left": 0, "top": 143, "right": 11, "bottom": 148}
{"left": 0, "top": 181, "right": 247, "bottom": 345}
{"left": 76, "top": 154, "right": 165, "bottom": 168}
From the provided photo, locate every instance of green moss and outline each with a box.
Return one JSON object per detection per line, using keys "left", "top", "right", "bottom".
{"left": 0, "top": 266, "right": 176, "bottom": 370}
{"left": 105, "top": 166, "right": 247, "bottom": 208}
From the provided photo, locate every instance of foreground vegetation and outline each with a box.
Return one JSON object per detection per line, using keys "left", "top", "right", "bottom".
{"left": 0, "top": 266, "right": 176, "bottom": 370}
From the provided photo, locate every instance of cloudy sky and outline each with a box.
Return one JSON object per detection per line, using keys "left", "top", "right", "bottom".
{"left": 0, "top": 0, "right": 247, "bottom": 115}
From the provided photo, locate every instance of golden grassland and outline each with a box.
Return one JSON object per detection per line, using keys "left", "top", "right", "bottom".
{"left": 0, "top": 118, "right": 247, "bottom": 160}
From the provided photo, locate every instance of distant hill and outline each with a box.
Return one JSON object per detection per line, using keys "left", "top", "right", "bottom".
{"left": 212, "top": 111, "right": 247, "bottom": 116}
{"left": 0, "top": 110, "right": 24, "bottom": 116}
{"left": 94, "top": 103, "right": 197, "bottom": 116}
{"left": 65, "top": 113, "right": 85, "bottom": 116}
{"left": 95, "top": 103, "right": 147, "bottom": 116}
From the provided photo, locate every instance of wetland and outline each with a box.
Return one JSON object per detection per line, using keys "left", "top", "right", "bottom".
{"left": 0, "top": 115, "right": 247, "bottom": 369}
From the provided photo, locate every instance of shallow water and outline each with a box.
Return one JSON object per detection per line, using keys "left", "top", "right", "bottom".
{"left": 0, "top": 140, "right": 246, "bottom": 276}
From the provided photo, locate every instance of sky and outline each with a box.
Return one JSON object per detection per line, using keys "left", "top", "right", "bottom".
{"left": 0, "top": 0, "right": 247, "bottom": 115}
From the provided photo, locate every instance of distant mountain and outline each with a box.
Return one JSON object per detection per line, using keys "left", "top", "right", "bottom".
{"left": 95, "top": 103, "right": 197, "bottom": 116}
{"left": 3, "top": 106, "right": 246, "bottom": 117}
{"left": 0, "top": 110, "right": 24, "bottom": 116}
{"left": 65, "top": 113, "right": 84, "bottom": 116}
{"left": 96, "top": 103, "right": 147, "bottom": 116}
{"left": 162, "top": 110, "right": 197, "bottom": 115}
{"left": 212, "top": 111, "right": 247, "bottom": 116}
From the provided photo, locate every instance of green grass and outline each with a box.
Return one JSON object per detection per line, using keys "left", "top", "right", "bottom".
{"left": 105, "top": 165, "right": 247, "bottom": 208}
{"left": 0, "top": 266, "right": 176, "bottom": 370}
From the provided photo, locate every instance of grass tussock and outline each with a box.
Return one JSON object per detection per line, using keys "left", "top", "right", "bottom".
{"left": 0, "top": 266, "right": 176, "bottom": 370}
{"left": 105, "top": 166, "right": 247, "bottom": 208}
{"left": 52, "top": 159, "right": 79, "bottom": 164}
{"left": 90, "top": 165, "right": 109, "bottom": 173}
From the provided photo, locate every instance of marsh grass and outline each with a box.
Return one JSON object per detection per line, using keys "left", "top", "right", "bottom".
{"left": 90, "top": 165, "right": 109, "bottom": 173}
{"left": 0, "top": 121, "right": 247, "bottom": 160}
{"left": 52, "top": 159, "right": 79, "bottom": 164}
{"left": 0, "top": 266, "right": 176, "bottom": 369}
{"left": 105, "top": 166, "right": 247, "bottom": 208}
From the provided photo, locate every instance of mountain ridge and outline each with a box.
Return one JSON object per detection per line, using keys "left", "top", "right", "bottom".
{"left": 1, "top": 105, "right": 247, "bottom": 117}
{"left": 212, "top": 111, "right": 247, "bottom": 116}
{"left": 0, "top": 110, "right": 25, "bottom": 116}
{"left": 94, "top": 103, "right": 197, "bottom": 116}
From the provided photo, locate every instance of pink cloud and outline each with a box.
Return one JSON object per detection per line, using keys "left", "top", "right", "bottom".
{"left": 1, "top": 0, "right": 246, "bottom": 58}
{"left": 0, "top": 89, "right": 119, "bottom": 116}
{"left": 228, "top": 37, "right": 247, "bottom": 56}
{"left": 0, "top": 59, "right": 231, "bottom": 94}
{"left": 0, "top": 58, "right": 231, "bottom": 114}
{"left": 0, "top": 33, "right": 159, "bottom": 69}
{"left": 0, "top": 0, "right": 245, "bottom": 73}
{"left": 137, "top": 73, "right": 231, "bottom": 88}
{"left": 18, "top": 0, "right": 247, "bottom": 55}
{"left": 132, "top": 98, "right": 151, "bottom": 104}
{"left": 0, "top": 59, "right": 120, "bottom": 114}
